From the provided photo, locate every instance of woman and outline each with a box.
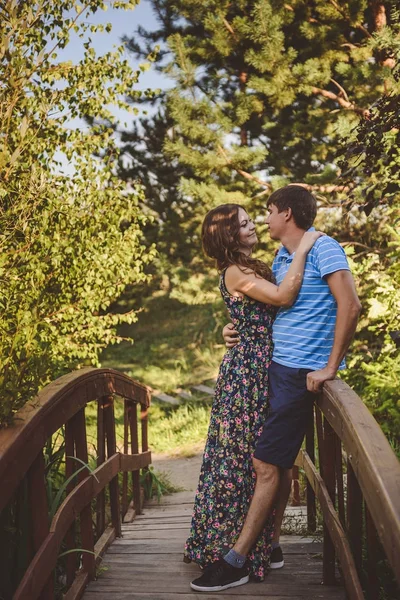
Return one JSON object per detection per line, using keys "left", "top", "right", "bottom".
{"left": 184, "top": 203, "right": 322, "bottom": 581}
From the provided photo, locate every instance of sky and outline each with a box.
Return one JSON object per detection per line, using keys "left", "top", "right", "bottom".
{"left": 55, "top": 0, "right": 171, "bottom": 171}
{"left": 58, "top": 0, "right": 172, "bottom": 121}
{"left": 60, "top": 0, "right": 169, "bottom": 91}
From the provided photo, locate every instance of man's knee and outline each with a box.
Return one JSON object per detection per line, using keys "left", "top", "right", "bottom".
{"left": 252, "top": 457, "right": 280, "bottom": 485}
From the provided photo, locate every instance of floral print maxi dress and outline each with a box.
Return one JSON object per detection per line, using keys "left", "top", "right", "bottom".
{"left": 184, "top": 271, "right": 276, "bottom": 581}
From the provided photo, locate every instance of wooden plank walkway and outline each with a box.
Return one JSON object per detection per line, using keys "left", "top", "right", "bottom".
{"left": 83, "top": 492, "right": 346, "bottom": 600}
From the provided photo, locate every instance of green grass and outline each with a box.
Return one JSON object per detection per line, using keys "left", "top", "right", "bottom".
{"left": 85, "top": 398, "right": 211, "bottom": 457}
{"left": 98, "top": 291, "right": 224, "bottom": 457}
{"left": 100, "top": 293, "right": 225, "bottom": 393}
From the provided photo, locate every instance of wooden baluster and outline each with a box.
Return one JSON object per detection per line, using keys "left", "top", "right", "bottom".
{"left": 365, "top": 503, "right": 379, "bottom": 600}
{"left": 322, "top": 417, "right": 336, "bottom": 585}
{"left": 141, "top": 406, "right": 149, "bottom": 454}
{"left": 315, "top": 406, "right": 324, "bottom": 476}
{"left": 141, "top": 405, "right": 150, "bottom": 514}
{"left": 65, "top": 421, "right": 77, "bottom": 586}
{"left": 96, "top": 397, "right": 106, "bottom": 539}
{"left": 291, "top": 465, "right": 300, "bottom": 506}
{"left": 335, "top": 435, "right": 345, "bottom": 527}
{"left": 305, "top": 411, "right": 316, "bottom": 532}
{"left": 73, "top": 408, "right": 96, "bottom": 579}
{"left": 347, "top": 460, "right": 363, "bottom": 575}
{"left": 27, "top": 450, "right": 54, "bottom": 600}
{"left": 122, "top": 400, "right": 129, "bottom": 518}
{"left": 13, "top": 480, "right": 30, "bottom": 587}
{"left": 103, "top": 395, "right": 121, "bottom": 536}
{"left": 129, "top": 401, "right": 141, "bottom": 516}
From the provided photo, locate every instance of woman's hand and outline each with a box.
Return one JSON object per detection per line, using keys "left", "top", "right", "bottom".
{"left": 297, "top": 230, "right": 324, "bottom": 254}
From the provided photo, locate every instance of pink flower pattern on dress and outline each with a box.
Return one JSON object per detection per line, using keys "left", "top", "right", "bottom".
{"left": 184, "top": 270, "right": 276, "bottom": 581}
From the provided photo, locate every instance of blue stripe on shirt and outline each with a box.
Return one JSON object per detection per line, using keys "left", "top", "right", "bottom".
{"left": 272, "top": 235, "right": 350, "bottom": 370}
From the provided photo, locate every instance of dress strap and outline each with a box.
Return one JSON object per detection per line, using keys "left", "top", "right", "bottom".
{"left": 219, "top": 269, "right": 229, "bottom": 297}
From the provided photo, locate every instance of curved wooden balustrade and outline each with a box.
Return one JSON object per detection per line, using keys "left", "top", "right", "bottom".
{"left": 295, "top": 378, "right": 400, "bottom": 600}
{"left": 1, "top": 370, "right": 399, "bottom": 600}
{"left": 0, "top": 368, "right": 152, "bottom": 600}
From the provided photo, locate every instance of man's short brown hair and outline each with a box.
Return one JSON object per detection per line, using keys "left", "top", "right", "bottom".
{"left": 267, "top": 185, "right": 317, "bottom": 230}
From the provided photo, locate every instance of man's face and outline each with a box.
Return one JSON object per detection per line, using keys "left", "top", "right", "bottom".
{"left": 265, "top": 204, "right": 288, "bottom": 241}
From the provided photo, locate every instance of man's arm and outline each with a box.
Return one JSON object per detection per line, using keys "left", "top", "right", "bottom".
{"left": 307, "top": 270, "right": 361, "bottom": 393}
{"left": 222, "top": 323, "right": 239, "bottom": 348}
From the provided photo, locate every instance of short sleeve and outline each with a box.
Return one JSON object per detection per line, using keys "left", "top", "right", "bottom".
{"left": 314, "top": 237, "right": 350, "bottom": 279}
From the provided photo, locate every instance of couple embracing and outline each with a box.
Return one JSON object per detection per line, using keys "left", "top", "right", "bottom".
{"left": 183, "top": 185, "right": 361, "bottom": 592}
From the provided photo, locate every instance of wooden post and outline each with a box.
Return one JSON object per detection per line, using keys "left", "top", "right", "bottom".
{"left": 96, "top": 397, "right": 106, "bottom": 539}
{"left": 65, "top": 420, "right": 77, "bottom": 586}
{"left": 292, "top": 465, "right": 300, "bottom": 506}
{"left": 305, "top": 411, "right": 316, "bottom": 532}
{"left": 27, "top": 451, "right": 54, "bottom": 600}
{"left": 322, "top": 417, "right": 336, "bottom": 585}
{"left": 122, "top": 400, "right": 129, "bottom": 518}
{"left": 129, "top": 401, "right": 141, "bottom": 516}
{"left": 335, "top": 434, "right": 345, "bottom": 527}
{"left": 141, "top": 406, "right": 149, "bottom": 453}
{"left": 73, "top": 408, "right": 96, "bottom": 579}
{"left": 141, "top": 406, "right": 150, "bottom": 513}
{"left": 365, "top": 503, "right": 379, "bottom": 600}
{"left": 103, "top": 395, "right": 121, "bottom": 537}
{"left": 347, "top": 460, "right": 363, "bottom": 575}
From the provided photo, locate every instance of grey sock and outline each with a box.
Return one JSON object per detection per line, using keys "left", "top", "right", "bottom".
{"left": 224, "top": 548, "right": 246, "bottom": 569}
{"left": 272, "top": 541, "right": 280, "bottom": 550}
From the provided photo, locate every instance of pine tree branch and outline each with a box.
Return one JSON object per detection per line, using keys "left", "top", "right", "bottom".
{"left": 298, "top": 183, "right": 351, "bottom": 194}
{"left": 217, "top": 145, "right": 271, "bottom": 189}
{"left": 330, "top": 78, "right": 349, "bottom": 102}
{"left": 328, "top": 0, "right": 372, "bottom": 38}
{"left": 311, "top": 86, "right": 370, "bottom": 117}
{"left": 223, "top": 18, "right": 238, "bottom": 41}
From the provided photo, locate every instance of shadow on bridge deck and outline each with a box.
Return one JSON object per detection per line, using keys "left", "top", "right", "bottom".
{"left": 82, "top": 491, "right": 345, "bottom": 600}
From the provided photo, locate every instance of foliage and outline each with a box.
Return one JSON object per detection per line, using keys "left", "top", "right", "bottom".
{"left": 140, "top": 465, "right": 182, "bottom": 501}
{"left": 101, "top": 288, "right": 226, "bottom": 393}
{"left": 123, "top": 0, "right": 398, "bottom": 216}
{"left": 0, "top": 0, "right": 156, "bottom": 426}
{"left": 118, "top": 1, "right": 400, "bottom": 447}
{"left": 337, "top": 39, "right": 400, "bottom": 442}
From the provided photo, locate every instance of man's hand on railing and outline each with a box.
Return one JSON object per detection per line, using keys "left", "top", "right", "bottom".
{"left": 223, "top": 323, "right": 239, "bottom": 348}
{"left": 307, "top": 366, "right": 336, "bottom": 393}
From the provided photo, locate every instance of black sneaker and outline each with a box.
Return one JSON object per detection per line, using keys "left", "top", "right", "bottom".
{"left": 190, "top": 558, "right": 249, "bottom": 592}
{"left": 270, "top": 546, "right": 284, "bottom": 569}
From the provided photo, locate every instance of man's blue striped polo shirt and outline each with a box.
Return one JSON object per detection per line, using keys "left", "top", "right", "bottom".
{"left": 271, "top": 235, "right": 350, "bottom": 370}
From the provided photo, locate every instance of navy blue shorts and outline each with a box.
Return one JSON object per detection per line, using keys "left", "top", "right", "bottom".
{"left": 254, "top": 361, "right": 315, "bottom": 470}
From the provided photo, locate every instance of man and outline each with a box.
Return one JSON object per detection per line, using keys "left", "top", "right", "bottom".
{"left": 191, "top": 185, "right": 361, "bottom": 592}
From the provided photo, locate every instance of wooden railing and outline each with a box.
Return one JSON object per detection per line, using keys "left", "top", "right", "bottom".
{"left": 0, "top": 368, "right": 152, "bottom": 600}
{"left": 1, "top": 369, "right": 399, "bottom": 600}
{"left": 295, "top": 378, "right": 400, "bottom": 600}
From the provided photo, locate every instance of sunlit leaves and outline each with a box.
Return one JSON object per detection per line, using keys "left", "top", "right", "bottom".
{"left": 0, "top": 0, "right": 155, "bottom": 426}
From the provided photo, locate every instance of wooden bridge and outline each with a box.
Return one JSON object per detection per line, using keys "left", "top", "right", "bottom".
{"left": 0, "top": 368, "right": 399, "bottom": 600}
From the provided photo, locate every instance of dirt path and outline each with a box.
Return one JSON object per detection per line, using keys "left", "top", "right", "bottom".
{"left": 152, "top": 452, "right": 203, "bottom": 492}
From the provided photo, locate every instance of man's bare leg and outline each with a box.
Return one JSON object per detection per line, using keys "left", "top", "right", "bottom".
{"left": 273, "top": 468, "right": 292, "bottom": 544}
{"left": 231, "top": 458, "right": 280, "bottom": 556}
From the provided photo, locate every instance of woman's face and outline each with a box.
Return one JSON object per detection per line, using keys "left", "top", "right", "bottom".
{"left": 237, "top": 207, "right": 257, "bottom": 251}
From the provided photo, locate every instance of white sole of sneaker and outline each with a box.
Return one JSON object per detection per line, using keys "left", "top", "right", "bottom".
{"left": 270, "top": 560, "right": 284, "bottom": 569}
{"left": 190, "top": 574, "right": 249, "bottom": 592}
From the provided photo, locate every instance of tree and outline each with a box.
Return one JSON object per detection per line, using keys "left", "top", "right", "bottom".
{"left": 119, "top": 0, "right": 398, "bottom": 282}
{"left": 0, "top": 0, "right": 155, "bottom": 426}
{"left": 126, "top": 1, "right": 396, "bottom": 187}
{"left": 337, "top": 55, "right": 400, "bottom": 443}
{"left": 119, "top": 1, "right": 400, "bottom": 446}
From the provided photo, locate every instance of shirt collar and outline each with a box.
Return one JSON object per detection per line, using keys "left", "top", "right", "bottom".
{"left": 276, "top": 226, "right": 315, "bottom": 259}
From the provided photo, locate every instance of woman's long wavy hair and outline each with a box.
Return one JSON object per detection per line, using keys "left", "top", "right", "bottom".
{"left": 201, "top": 203, "right": 272, "bottom": 281}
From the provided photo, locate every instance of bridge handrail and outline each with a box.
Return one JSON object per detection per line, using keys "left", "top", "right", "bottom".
{"left": 296, "top": 378, "right": 400, "bottom": 600}
{"left": 0, "top": 367, "right": 152, "bottom": 600}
